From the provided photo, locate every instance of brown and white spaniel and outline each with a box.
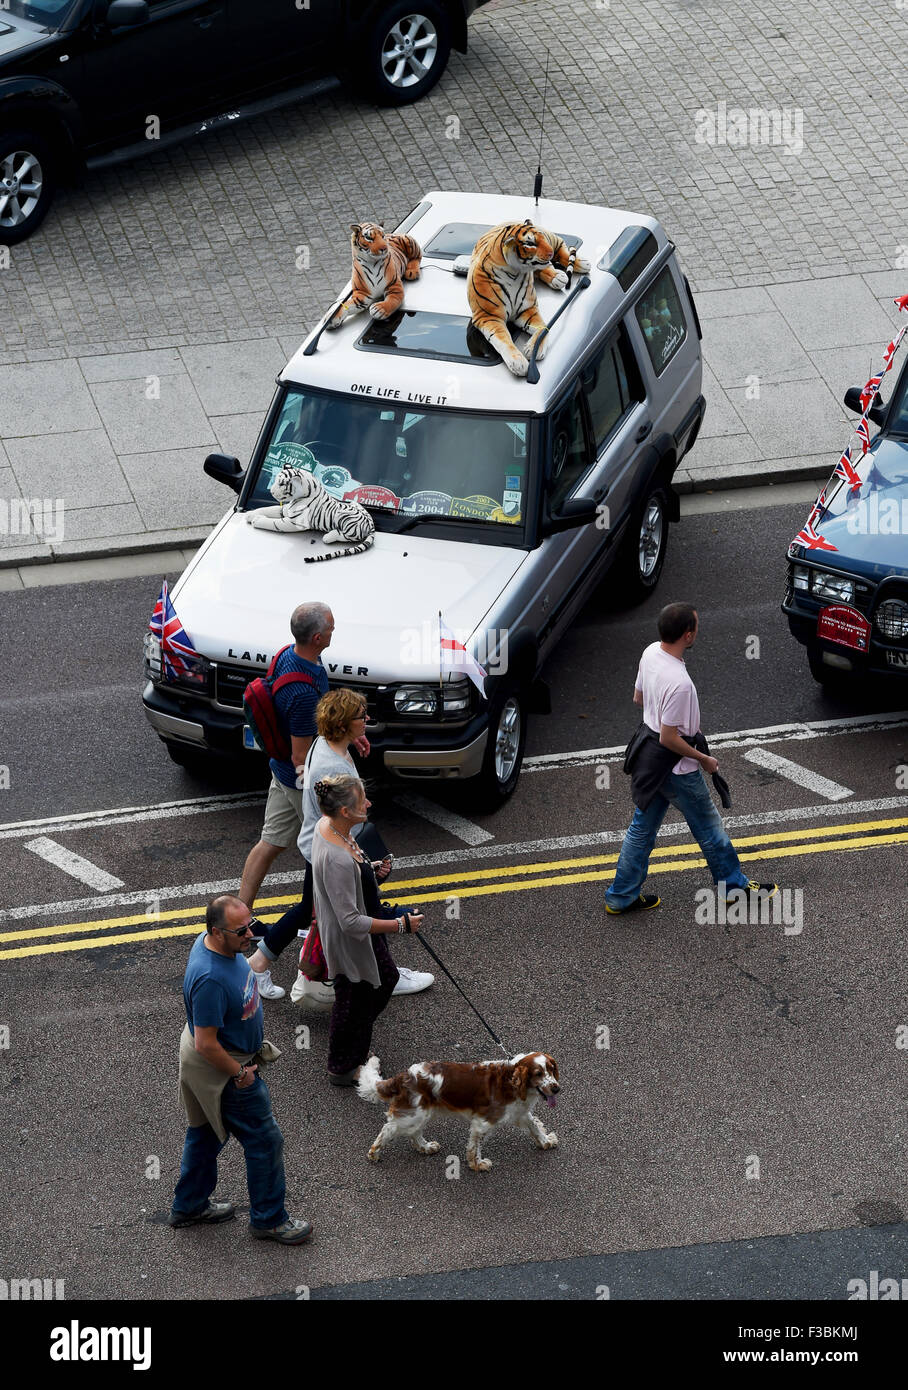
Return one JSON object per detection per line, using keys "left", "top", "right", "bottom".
{"left": 357, "top": 1052, "right": 560, "bottom": 1172}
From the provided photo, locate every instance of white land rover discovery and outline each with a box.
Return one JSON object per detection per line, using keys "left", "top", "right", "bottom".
{"left": 142, "top": 189, "right": 705, "bottom": 806}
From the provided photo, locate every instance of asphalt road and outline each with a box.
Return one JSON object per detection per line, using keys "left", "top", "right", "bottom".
{"left": 2, "top": 497, "right": 908, "bottom": 1302}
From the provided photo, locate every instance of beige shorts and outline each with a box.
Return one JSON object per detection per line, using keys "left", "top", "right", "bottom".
{"left": 261, "top": 775, "right": 304, "bottom": 849}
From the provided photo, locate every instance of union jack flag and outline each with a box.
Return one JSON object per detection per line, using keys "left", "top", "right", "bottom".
{"left": 834, "top": 445, "right": 862, "bottom": 494}
{"left": 883, "top": 326, "right": 907, "bottom": 371}
{"left": 859, "top": 373, "right": 884, "bottom": 413}
{"left": 854, "top": 417, "right": 872, "bottom": 454}
{"left": 894, "top": 293, "right": 908, "bottom": 313}
{"left": 148, "top": 581, "right": 204, "bottom": 682}
{"left": 792, "top": 518, "right": 837, "bottom": 552}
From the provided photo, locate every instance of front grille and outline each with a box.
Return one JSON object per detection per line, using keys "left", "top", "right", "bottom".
{"left": 328, "top": 678, "right": 382, "bottom": 722}
{"left": 214, "top": 663, "right": 259, "bottom": 708}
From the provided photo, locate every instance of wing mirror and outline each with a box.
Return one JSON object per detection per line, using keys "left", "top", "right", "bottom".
{"left": 106, "top": 0, "right": 149, "bottom": 26}
{"left": 540, "top": 496, "right": 599, "bottom": 536}
{"left": 204, "top": 453, "right": 245, "bottom": 493}
{"left": 844, "top": 386, "right": 888, "bottom": 427}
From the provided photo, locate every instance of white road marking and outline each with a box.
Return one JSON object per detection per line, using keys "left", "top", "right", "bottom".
{"left": 0, "top": 792, "right": 264, "bottom": 842}
{"left": 396, "top": 794, "right": 494, "bottom": 845}
{"left": 743, "top": 749, "right": 853, "bottom": 802}
{"left": 24, "top": 837, "right": 125, "bottom": 891}
{"left": 4, "top": 794, "right": 907, "bottom": 925}
{"left": 522, "top": 711, "right": 908, "bottom": 771}
{"left": 0, "top": 711, "right": 902, "bottom": 843}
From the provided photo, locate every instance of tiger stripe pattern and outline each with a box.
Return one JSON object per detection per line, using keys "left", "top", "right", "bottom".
{"left": 248, "top": 465, "right": 375, "bottom": 561}
{"left": 327, "top": 222, "right": 422, "bottom": 329}
{"left": 467, "top": 219, "right": 590, "bottom": 376}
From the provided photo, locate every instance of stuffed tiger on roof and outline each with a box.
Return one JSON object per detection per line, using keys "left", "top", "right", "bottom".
{"left": 467, "top": 219, "right": 590, "bottom": 376}
{"left": 327, "top": 222, "right": 422, "bottom": 330}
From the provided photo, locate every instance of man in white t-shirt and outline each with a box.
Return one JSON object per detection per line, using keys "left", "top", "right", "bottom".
{"left": 605, "top": 603, "right": 778, "bottom": 914}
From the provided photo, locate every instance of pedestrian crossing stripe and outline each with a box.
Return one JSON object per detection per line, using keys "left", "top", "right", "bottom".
{"left": 2, "top": 814, "right": 907, "bottom": 960}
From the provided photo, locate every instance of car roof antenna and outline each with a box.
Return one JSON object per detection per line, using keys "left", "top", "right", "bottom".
{"left": 533, "top": 51, "right": 550, "bottom": 207}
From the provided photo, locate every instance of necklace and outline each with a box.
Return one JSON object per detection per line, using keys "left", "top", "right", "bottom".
{"left": 329, "top": 822, "right": 363, "bottom": 857}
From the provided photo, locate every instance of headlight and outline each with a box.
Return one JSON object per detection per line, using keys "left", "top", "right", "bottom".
{"left": 441, "top": 678, "right": 472, "bottom": 713}
{"left": 394, "top": 685, "right": 439, "bottom": 716}
{"left": 791, "top": 565, "right": 809, "bottom": 591}
{"left": 875, "top": 599, "right": 908, "bottom": 639}
{"left": 811, "top": 571, "right": 854, "bottom": 604}
{"left": 144, "top": 631, "right": 162, "bottom": 679}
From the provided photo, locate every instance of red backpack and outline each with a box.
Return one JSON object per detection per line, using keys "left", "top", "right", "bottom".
{"left": 243, "top": 645, "right": 318, "bottom": 760}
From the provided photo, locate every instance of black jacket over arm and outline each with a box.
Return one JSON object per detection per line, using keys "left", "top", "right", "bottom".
{"left": 622, "top": 721, "right": 731, "bottom": 811}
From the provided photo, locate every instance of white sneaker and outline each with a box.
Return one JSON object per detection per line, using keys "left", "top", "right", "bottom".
{"left": 392, "top": 966, "right": 434, "bottom": 996}
{"left": 252, "top": 967, "right": 285, "bottom": 1001}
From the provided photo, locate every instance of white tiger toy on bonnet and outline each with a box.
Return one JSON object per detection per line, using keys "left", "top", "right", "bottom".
{"left": 248, "top": 464, "right": 375, "bottom": 562}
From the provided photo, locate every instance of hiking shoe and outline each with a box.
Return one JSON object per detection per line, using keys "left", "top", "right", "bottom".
{"left": 250, "top": 1217, "right": 313, "bottom": 1245}
{"left": 392, "top": 966, "right": 434, "bottom": 995}
{"left": 169, "top": 1200, "right": 236, "bottom": 1229}
{"left": 252, "top": 967, "right": 285, "bottom": 1001}
{"left": 605, "top": 893, "right": 662, "bottom": 915}
{"left": 725, "top": 881, "right": 779, "bottom": 902}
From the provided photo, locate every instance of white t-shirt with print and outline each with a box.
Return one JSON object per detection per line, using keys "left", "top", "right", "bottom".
{"left": 634, "top": 641, "right": 701, "bottom": 775}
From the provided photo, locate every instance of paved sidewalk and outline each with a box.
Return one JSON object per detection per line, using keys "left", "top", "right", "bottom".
{"left": 1, "top": 0, "right": 905, "bottom": 567}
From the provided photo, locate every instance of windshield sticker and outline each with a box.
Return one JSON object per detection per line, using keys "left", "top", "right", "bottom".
{"left": 501, "top": 489, "right": 522, "bottom": 518}
{"left": 344, "top": 484, "right": 402, "bottom": 511}
{"left": 505, "top": 474, "right": 521, "bottom": 490}
{"left": 264, "top": 441, "right": 318, "bottom": 473}
{"left": 400, "top": 490, "right": 453, "bottom": 515}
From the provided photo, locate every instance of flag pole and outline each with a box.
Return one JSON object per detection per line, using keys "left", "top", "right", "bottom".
{"left": 438, "top": 609, "right": 443, "bottom": 693}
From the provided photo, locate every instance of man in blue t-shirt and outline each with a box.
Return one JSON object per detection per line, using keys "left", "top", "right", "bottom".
{"left": 170, "top": 893, "right": 313, "bottom": 1244}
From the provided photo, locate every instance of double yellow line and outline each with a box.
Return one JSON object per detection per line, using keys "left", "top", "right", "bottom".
{"left": 2, "top": 814, "right": 906, "bottom": 961}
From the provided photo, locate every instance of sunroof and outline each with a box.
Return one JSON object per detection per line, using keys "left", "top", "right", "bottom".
{"left": 424, "top": 222, "right": 584, "bottom": 260}
{"left": 356, "top": 310, "right": 500, "bottom": 365}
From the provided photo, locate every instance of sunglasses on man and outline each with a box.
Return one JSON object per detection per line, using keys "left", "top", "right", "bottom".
{"left": 216, "top": 916, "right": 262, "bottom": 938}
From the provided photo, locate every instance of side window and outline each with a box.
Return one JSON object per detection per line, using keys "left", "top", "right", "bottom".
{"left": 581, "top": 329, "right": 645, "bottom": 453}
{"left": 548, "top": 390, "right": 591, "bottom": 512}
{"left": 635, "top": 267, "right": 687, "bottom": 376}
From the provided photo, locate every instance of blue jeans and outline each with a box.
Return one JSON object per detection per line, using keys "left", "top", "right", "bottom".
{"left": 171, "top": 1073, "right": 289, "bottom": 1230}
{"left": 605, "top": 769, "right": 749, "bottom": 910}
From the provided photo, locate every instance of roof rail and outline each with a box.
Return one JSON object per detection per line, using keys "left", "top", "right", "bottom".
{"left": 526, "top": 274, "right": 591, "bottom": 384}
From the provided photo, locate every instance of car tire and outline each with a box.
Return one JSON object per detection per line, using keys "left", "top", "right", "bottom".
{"left": 612, "top": 483, "right": 670, "bottom": 605}
{"left": 807, "top": 646, "right": 856, "bottom": 692}
{"left": 355, "top": 0, "right": 452, "bottom": 106}
{"left": 472, "top": 686, "right": 527, "bottom": 810}
{"left": 164, "top": 741, "right": 218, "bottom": 774}
{"left": 0, "top": 130, "right": 57, "bottom": 245}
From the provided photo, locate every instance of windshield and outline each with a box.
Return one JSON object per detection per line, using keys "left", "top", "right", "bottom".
{"left": 248, "top": 386, "right": 533, "bottom": 533}
{"left": 4, "top": 0, "right": 79, "bottom": 29}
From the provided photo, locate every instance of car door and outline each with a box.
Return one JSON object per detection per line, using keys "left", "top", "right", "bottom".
{"left": 80, "top": 0, "right": 231, "bottom": 148}
{"left": 225, "top": 0, "right": 333, "bottom": 90}
{"left": 533, "top": 382, "right": 597, "bottom": 653}
{"left": 579, "top": 322, "right": 652, "bottom": 548}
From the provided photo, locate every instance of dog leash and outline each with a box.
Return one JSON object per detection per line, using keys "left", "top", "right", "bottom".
{"left": 411, "top": 931, "right": 511, "bottom": 1059}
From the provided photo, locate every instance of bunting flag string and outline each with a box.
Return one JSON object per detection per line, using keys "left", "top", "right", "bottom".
{"left": 790, "top": 297, "right": 908, "bottom": 552}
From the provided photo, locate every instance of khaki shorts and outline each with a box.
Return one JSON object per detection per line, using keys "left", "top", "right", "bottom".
{"left": 261, "top": 775, "right": 304, "bottom": 849}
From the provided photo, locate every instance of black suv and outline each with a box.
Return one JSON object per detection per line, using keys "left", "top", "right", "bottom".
{"left": 0, "top": 0, "right": 488, "bottom": 243}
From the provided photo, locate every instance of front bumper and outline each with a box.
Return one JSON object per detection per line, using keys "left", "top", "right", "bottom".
{"left": 143, "top": 680, "right": 490, "bottom": 778}
{"left": 782, "top": 594, "right": 908, "bottom": 677}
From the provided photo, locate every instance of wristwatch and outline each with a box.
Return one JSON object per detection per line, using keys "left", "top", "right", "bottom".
{"left": 234, "top": 1065, "right": 247, "bottom": 1083}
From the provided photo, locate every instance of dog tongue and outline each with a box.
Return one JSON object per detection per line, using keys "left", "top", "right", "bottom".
{"left": 545, "top": 1094, "right": 557, "bottom": 1109}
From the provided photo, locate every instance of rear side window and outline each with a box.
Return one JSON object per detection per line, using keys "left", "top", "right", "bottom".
{"left": 581, "top": 329, "right": 644, "bottom": 452}
{"left": 635, "top": 267, "right": 687, "bottom": 376}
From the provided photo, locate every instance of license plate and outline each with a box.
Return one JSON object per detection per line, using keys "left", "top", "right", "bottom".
{"left": 886, "top": 650, "right": 908, "bottom": 669}
{"left": 243, "top": 726, "right": 258, "bottom": 750}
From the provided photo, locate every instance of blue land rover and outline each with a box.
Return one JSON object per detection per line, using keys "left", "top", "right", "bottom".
{"left": 783, "top": 366, "right": 908, "bottom": 686}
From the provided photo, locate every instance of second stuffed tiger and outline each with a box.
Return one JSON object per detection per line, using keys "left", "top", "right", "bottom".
{"left": 248, "top": 465, "right": 375, "bottom": 561}
{"left": 467, "top": 219, "right": 590, "bottom": 376}
{"left": 327, "top": 222, "right": 422, "bottom": 329}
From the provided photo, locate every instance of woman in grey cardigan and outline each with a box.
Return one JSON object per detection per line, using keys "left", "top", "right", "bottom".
{"left": 311, "top": 774, "right": 425, "bottom": 1085}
